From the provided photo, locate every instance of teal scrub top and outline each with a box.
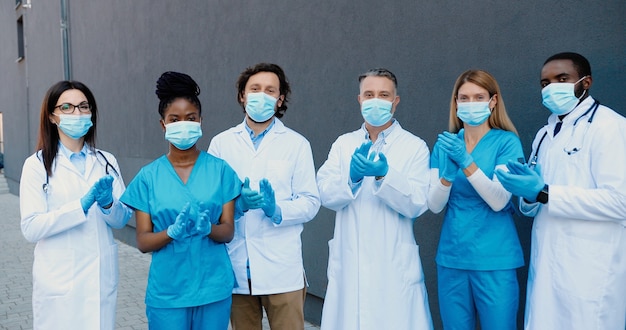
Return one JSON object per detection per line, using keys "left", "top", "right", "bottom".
{"left": 121, "top": 152, "right": 241, "bottom": 308}
{"left": 433, "top": 129, "right": 524, "bottom": 270}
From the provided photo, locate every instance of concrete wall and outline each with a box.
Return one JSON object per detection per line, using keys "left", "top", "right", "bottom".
{"left": 2, "top": 1, "right": 625, "bottom": 327}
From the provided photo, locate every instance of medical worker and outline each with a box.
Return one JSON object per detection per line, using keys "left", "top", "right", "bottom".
{"left": 208, "top": 63, "right": 320, "bottom": 330}
{"left": 496, "top": 52, "right": 626, "bottom": 329}
{"left": 428, "top": 70, "right": 524, "bottom": 329}
{"left": 120, "top": 71, "right": 241, "bottom": 330}
{"left": 317, "top": 68, "right": 433, "bottom": 330}
{"left": 19, "top": 81, "right": 133, "bottom": 329}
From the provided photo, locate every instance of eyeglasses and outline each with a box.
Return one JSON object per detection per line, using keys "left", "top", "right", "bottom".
{"left": 54, "top": 102, "right": 92, "bottom": 114}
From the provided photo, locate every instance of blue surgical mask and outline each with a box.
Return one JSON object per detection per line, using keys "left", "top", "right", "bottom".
{"left": 245, "top": 92, "right": 277, "bottom": 122}
{"left": 361, "top": 98, "right": 393, "bottom": 127}
{"left": 541, "top": 76, "right": 587, "bottom": 115}
{"left": 56, "top": 114, "right": 93, "bottom": 139}
{"left": 456, "top": 99, "right": 492, "bottom": 126}
{"left": 164, "top": 121, "right": 202, "bottom": 150}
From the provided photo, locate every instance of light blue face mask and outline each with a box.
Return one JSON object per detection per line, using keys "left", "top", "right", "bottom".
{"left": 245, "top": 92, "right": 277, "bottom": 122}
{"left": 164, "top": 121, "right": 203, "bottom": 150}
{"left": 456, "top": 99, "right": 492, "bottom": 126}
{"left": 57, "top": 114, "right": 93, "bottom": 139}
{"left": 361, "top": 98, "right": 393, "bottom": 127}
{"left": 541, "top": 76, "right": 587, "bottom": 115}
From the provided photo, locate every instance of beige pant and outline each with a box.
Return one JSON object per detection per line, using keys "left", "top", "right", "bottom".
{"left": 230, "top": 285, "right": 306, "bottom": 330}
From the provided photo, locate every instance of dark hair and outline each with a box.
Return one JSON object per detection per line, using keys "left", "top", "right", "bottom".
{"left": 236, "top": 63, "right": 291, "bottom": 118}
{"left": 358, "top": 68, "right": 398, "bottom": 88}
{"left": 37, "top": 81, "right": 98, "bottom": 176}
{"left": 155, "top": 71, "right": 201, "bottom": 118}
{"left": 544, "top": 52, "right": 592, "bottom": 78}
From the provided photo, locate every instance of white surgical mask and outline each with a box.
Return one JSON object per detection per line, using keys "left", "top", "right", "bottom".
{"left": 541, "top": 76, "right": 587, "bottom": 115}
{"left": 361, "top": 98, "right": 393, "bottom": 127}
{"left": 245, "top": 92, "right": 277, "bottom": 122}
{"left": 456, "top": 98, "right": 492, "bottom": 126}
{"left": 56, "top": 114, "right": 93, "bottom": 139}
{"left": 164, "top": 121, "right": 202, "bottom": 150}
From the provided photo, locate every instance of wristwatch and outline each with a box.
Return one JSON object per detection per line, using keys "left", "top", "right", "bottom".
{"left": 536, "top": 184, "right": 549, "bottom": 204}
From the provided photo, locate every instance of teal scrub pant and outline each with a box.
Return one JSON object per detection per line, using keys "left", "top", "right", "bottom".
{"left": 146, "top": 296, "right": 231, "bottom": 330}
{"left": 437, "top": 265, "right": 519, "bottom": 330}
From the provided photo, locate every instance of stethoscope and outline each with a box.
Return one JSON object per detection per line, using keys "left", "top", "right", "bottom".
{"left": 41, "top": 150, "right": 119, "bottom": 194}
{"left": 529, "top": 100, "right": 600, "bottom": 168}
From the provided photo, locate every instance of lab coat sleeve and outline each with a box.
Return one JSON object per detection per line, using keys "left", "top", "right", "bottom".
{"left": 274, "top": 141, "right": 320, "bottom": 226}
{"left": 519, "top": 197, "right": 540, "bottom": 217}
{"left": 317, "top": 137, "right": 359, "bottom": 211}
{"left": 99, "top": 156, "right": 133, "bottom": 229}
{"left": 427, "top": 168, "right": 450, "bottom": 214}
{"left": 548, "top": 115, "right": 626, "bottom": 223}
{"left": 372, "top": 141, "right": 430, "bottom": 219}
{"left": 19, "top": 155, "right": 87, "bottom": 243}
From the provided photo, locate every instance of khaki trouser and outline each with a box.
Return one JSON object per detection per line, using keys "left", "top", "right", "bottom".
{"left": 230, "top": 284, "right": 306, "bottom": 330}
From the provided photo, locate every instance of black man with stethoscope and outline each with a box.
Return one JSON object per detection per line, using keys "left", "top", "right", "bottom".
{"left": 496, "top": 52, "right": 626, "bottom": 330}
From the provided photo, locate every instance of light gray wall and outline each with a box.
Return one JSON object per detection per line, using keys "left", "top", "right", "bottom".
{"left": 2, "top": 1, "right": 625, "bottom": 327}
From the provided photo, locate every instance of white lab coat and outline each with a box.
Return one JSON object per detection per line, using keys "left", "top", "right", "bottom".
{"left": 317, "top": 122, "right": 433, "bottom": 330}
{"left": 19, "top": 148, "right": 132, "bottom": 330}
{"left": 208, "top": 118, "right": 320, "bottom": 295}
{"left": 520, "top": 97, "right": 626, "bottom": 330}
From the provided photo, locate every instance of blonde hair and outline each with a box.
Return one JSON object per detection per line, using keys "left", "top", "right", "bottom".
{"left": 448, "top": 69, "right": 518, "bottom": 135}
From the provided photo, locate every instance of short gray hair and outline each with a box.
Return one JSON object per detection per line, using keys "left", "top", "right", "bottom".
{"left": 358, "top": 68, "right": 398, "bottom": 88}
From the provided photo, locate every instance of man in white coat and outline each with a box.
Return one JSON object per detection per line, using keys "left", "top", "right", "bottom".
{"left": 317, "top": 68, "right": 433, "bottom": 330}
{"left": 496, "top": 52, "right": 626, "bottom": 329}
{"left": 208, "top": 63, "right": 320, "bottom": 330}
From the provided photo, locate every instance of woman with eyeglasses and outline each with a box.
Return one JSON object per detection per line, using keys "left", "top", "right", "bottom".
{"left": 19, "top": 81, "right": 133, "bottom": 329}
{"left": 427, "top": 70, "right": 524, "bottom": 329}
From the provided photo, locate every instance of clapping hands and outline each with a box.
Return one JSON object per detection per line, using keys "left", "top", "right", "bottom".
{"left": 167, "top": 202, "right": 219, "bottom": 240}
{"left": 437, "top": 131, "right": 473, "bottom": 169}
{"left": 349, "top": 141, "right": 389, "bottom": 183}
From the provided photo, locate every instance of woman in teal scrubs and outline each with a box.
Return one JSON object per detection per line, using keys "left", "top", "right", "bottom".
{"left": 428, "top": 70, "right": 524, "bottom": 330}
{"left": 121, "top": 71, "right": 241, "bottom": 330}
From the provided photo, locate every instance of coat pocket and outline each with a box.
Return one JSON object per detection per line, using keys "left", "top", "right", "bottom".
{"left": 33, "top": 248, "right": 74, "bottom": 296}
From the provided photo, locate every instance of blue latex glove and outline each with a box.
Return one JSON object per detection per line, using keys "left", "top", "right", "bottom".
{"left": 94, "top": 175, "right": 114, "bottom": 209}
{"left": 167, "top": 202, "right": 190, "bottom": 240}
{"left": 194, "top": 203, "right": 212, "bottom": 237}
{"left": 362, "top": 152, "right": 389, "bottom": 178}
{"left": 495, "top": 160, "right": 545, "bottom": 202}
{"left": 237, "top": 177, "right": 264, "bottom": 212}
{"left": 437, "top": 144, "right": 459, "bottom": 183}
{"left": 260, "top": 179, "right": 276, "bottom": 218}
{"left": 438, "top": 131, "right": 473, "bottom": 169}
{"left": 80, "top": 185, "right": 98, "bottom": 213}
{"left": 350, "top": 141, "right": 372, "bottom": 183}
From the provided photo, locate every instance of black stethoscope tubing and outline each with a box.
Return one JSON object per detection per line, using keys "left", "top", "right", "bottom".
{"left": 529, "top": 100, "right": 600, "bottom": 167}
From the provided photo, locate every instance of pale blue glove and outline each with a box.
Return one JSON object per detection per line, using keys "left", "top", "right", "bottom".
{"left": 260, "top": 179, "right": 276, "bottom": 218}
{"left": 167, "top": 202, "right": 190, "bottom": 240}
{"left": 94, "top": 175, "right": 114, "bottom": 209}
{"left": 80, "top": 185, "right": 98, "bottom": 213}
{"left": 350, "top": 141, "right": 372, "bottom": 183}
{"left": 495, "top": 160, "right": 545, "bottom": 202}
{"left": 362, "top": 152, "right": 389, "bottom": 178}
{"left": 237, "top": 177, "right": 264, "bottom": 212}
{"left": 438, "top": 131, "right": 473, "bottom": 169}
{"left": 438, "top": 145, "right": 459, "bottom": 183}
{"left": 194, "top": 203, "right": 212, "bottom": 237}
